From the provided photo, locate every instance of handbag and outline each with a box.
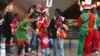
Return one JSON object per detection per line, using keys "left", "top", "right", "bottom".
{"left": 57, "top": 29, "right": 67, "bottom": 39}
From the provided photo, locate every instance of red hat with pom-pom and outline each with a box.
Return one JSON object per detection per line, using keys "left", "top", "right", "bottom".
{"left": 40, "top": 7, "right": 48, "bottom": 13}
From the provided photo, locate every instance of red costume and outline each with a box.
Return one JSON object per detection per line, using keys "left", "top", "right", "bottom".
{"left": 10, "top": 18, "right": 20, "bottom": 44}
{"left": 77, "top": 9, "right": 95, "bottom": 56}
{"left": 37, "top": 16, "right": 49, "bottom": 49}
{"left": 10, "top": 18, "right": 20, "bottom": 35}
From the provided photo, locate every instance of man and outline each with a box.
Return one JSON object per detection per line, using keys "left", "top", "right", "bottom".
{"left": 77, "top": 5, "right": 95, "bottom": 56}
{"left": 91, "top": 4, "right": 100, "bottom": 55}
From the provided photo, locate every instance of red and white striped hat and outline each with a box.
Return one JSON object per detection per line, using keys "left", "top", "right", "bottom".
{"left": 84, "top": 4, "right": 91, "bottom": 9}
{"left": 40, "top": 7, "right": 48, "bottom": 13}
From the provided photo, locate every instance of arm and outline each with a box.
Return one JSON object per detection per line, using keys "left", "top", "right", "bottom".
{"left": 19, "top": 19, "right": 28, "bottom": 30}
{"left": 77, "top": 17, "right": 82, "bottom": 29}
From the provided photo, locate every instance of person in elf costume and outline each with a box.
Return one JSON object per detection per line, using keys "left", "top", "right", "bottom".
{"left": 77, "top": 4, "right": 95, "bottom": 56}
{"left": 91, "top": 4, "right": 100, "bottom": 55}
{"left": 36, "top": 7, "right": 50, "bottom": 56}
{"left": 14, "top": 13, "right": 34, "bottom": 56}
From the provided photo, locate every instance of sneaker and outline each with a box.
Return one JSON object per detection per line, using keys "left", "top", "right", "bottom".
{"left": 85, "top": 55, "right": 90, "bottom": 56}
{"left": 94, "top": 51, "right": 100, "bottom": 55}
{"left": 31, "top": 51, "right": 36, "bottom": 55}
{"left": 48, "top": 54, "right": 52, "bottom": 56}
{"left": 28, "top": 47, "right": 31, "bottom": 52}
{"left": 24, "top": 53, "right": 28, "bottom": 56}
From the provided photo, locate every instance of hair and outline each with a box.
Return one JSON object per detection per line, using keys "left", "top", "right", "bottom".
{"left": 32, "top": 5, "right": 36, "bottom": 9}
{"left": 27, "top": 5, "right": 36, "bottom": 13}
{"left": 29, "top": 12, "right": 36, "bottom": 19}
{"left": 4, "top": 12, "right": 13, "bottom": 24}
{"left": 55, "top": 8, "right": 62, "bottom": 15}
{"left": 34, "top": 10, "right": 41, "bottom": 17}
{"left": 14, "top": 13, "right": 18, "bottom": 17}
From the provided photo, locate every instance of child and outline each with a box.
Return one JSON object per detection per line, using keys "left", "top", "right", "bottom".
{"left": 14, "top": 13, "right": 34, "bottom": 56}
{"left": 10, "top": 13, "right": 20, "bottom": 35}
{"left": 39, "top": 27, "right": 49, "bottom": 56}
{"left": 10, "top": 13, "right": 20, "bottom": 45}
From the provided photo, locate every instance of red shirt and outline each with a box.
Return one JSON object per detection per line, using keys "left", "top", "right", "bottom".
{"left": 39, "top": 33, "right": 49, "bottom": 49}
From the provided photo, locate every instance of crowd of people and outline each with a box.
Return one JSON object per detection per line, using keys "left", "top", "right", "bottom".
{"left": 1, "top": 1, "right": 100, "bottom": 56}
{"left": 0, "top": 4, "right": 68, "bottom": 56}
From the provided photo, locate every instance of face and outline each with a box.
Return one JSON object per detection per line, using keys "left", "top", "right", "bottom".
{"left": 36, "top": 4, "right": 42, "bottom": 10}
{"left": 45, "top": 10, "right": 49, "bottom": 16}
{"left": 30, "top": 8, "right": 34, "bottom": 13}
{"left": 55, "top": 12, "right": 60, "bottom": 17}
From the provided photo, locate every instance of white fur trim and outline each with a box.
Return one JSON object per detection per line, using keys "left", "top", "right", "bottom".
{"left": 84, "top": 6, "right": 91, "bottom": 9}
{"left": 38, "top": 17, "right": 45, "bottom": 23}
{"left": 91, "top": 4, "right": 96, "bottom": 8}
{"left": 42, "top": 8, "right": 48, "bottom": 13}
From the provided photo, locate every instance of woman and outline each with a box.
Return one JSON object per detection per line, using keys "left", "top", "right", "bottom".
{"left": 3, "top": 12, "right": 13, "bottom": 53}
{"left": 48, "top": 8, "right": 67, "bottom": 56}
{"left": 36, "top": 7, "right": 50, "bottom": 56}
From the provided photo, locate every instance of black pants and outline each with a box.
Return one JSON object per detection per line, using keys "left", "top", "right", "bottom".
{"left": 18, "top": 42, "right": 29, "bottom": 55}
{"left": 5, "top": 35, "right": 12, "bottom": 53}
{"left": 0, "top": 26, "right": 3, "bottom": 43}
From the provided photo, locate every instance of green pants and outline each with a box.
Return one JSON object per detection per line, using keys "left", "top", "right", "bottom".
{"left": 77, "top": 31, "right": 87, "bottom": 56}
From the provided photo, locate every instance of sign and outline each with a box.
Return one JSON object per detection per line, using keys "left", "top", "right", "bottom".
{"left": 46, "top": 0, "right": 53, "bottom": 7}
{"left": 85, "top": 0, "right": 92, "bottom": 4}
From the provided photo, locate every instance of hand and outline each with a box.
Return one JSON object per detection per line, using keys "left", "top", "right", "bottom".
{"left": 35, "top": 30, "right": 40, "bottom": 35}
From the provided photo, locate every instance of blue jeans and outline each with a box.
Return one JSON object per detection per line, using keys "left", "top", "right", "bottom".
{"left": 53, "top": 39, "right": 65, "bottom": 56}
{"left": 41, "top": 48, "right": 49, "bottom": 56}
{"left": 31, "top": 33, "right": 37, "bottom": 50}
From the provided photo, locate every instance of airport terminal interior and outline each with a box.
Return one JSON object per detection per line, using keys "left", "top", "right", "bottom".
{"left": 0, "top": 0, "right": 100, "bottom": 56}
